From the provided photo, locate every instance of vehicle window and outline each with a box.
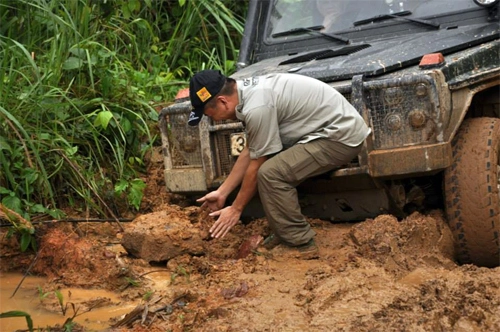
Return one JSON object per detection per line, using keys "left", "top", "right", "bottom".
{"left": 269, "top": 0, "right": 477, "bottom": 39}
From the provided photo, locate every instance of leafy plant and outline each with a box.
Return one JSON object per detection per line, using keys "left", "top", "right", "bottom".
{"left": 115, "top": 178, "right": 147, "bottom": 210}
{"left": 124, "top": 276, "right": 141, "bottom": 287}
{"left": 54, "top": 289, "right": 85, "bottom": 330}
{"left": 0, "top": 311, "right": 34, "bottom": 332}
{"left": 143, "top": 290, "right": 154, "bottom": 301}
{"left": 64, "top": 320, "right": 76, "bottom": 332}
{"left": 37, "top": 286, "right": 51, "bottom": 302}
{"left": 0, "top": 202, "right": 37, "bottom": 252}
{"left": 55, "top": 289, "right": 70, "bottom": 316}
{"left": 171, "top": 264, "right": 191, "bottom": 284}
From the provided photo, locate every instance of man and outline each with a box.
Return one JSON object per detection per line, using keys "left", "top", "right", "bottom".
{"left": 188, "top": 70, "right": 371, "bottom": 259}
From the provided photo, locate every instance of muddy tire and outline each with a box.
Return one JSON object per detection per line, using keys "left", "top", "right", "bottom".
{"left": 444, "top": 117, "right": 500, "bottom": 267}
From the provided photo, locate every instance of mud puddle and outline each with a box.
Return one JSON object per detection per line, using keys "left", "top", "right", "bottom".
{"left": 0, "top": 272, "right": 137, "bottom": 331}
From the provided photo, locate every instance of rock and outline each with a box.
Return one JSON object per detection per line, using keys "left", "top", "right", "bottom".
{"left": 121, "top": 208, "right": 205, "bottom": 262}
{"left": 236, "top": 234, "right": 263, "bottom": 259}
{"left": 220, "top": 281, "right": 249, "bottom": 299}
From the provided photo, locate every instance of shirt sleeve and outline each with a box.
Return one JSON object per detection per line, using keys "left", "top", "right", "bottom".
{"left": 244, "top": 105, "right": 283, "bottom": 159}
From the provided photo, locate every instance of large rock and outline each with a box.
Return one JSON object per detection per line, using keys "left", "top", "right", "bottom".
{"left": 122, "top": 206, "right": 205, "bottom": 262}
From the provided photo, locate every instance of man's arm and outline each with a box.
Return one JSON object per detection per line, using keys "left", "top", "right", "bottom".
{"left": 230, "top": 156, "right": 267, "bottom": 213}
{"left": 218, "top": 147, "right": 252, "bottom": 199}
{"left": 209, "top": 154, "right": 268, "bottom": 238}
{"left": 196, "top": 147, "right": 251, "bottom": 211}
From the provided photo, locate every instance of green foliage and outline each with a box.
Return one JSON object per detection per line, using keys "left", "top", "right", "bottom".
{"left": 124, "top": 276, "right": 141, "bottom": 287}
{"left": 0, "top": 200, "right": 39, "bottom": 252}
{"left": 143, "top": 290, "right": 154, "bottom": 301}
{"left": 35, "top": 287, "right": 97, "bottom": 330}
{"left": 37, "top": 286, "right": 51, "bottom": 302}
{"left": 18, "top": 230, "right": 34, "bottom": 252}
{"left": 55, "top": 289, "right": 66, "bottom": 314}
{"left": 0, "top": 311, "right": 34, "bottom": 332}
{"left": 64, "top": 320, "right": 76, "bottom": 332}
{"left": 115, "top": 178, "right": 146, "bottom": 210}
{"left": 171, "top": 264, "right": 191, "bottom": 284}
{"left": 41, "top": 288, "right": 88, "bottom": 330}
{"left": 0, "top": 0, "right": 246, "bottom": 228}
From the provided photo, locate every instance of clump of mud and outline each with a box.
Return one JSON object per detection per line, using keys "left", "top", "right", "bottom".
{"left": 31, "top": 226, "right": 131, "bottom": 289}
{"left": 295, "top": 211, "right": 499, "bottom": 332}
{"left": 306, "top": 262, "right": 500, "bottom": 331}
{"left": 347, "top": 211, "right": 456, "bottom": 276}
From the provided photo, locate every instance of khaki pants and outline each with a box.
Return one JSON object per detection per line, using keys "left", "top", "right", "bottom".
{"left": 257, "top": 138, "right": 363, "bottom": 246}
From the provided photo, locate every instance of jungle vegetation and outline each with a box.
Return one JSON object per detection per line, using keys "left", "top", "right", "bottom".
{"left": 0, "top": 0, "right": 247, "bottom": 248}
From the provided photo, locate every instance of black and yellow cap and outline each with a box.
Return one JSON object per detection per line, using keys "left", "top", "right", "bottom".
{"left": 188, "top": 70, "right": 226, "bottom": 126}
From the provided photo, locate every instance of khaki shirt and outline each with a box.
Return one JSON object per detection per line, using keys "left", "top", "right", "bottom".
{"left": 235, "top": 73, "right": 371, "bottom": 159}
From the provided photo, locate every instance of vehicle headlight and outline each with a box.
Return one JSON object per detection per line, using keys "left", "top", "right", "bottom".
{"left": 473, "top": 0, "right": 499, "bottom": 7}
{"left": 365, "top": 76, "right": 442, "bottom": 150}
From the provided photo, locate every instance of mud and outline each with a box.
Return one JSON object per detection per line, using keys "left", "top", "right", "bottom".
{"left": 0, "top": 273, "right": 138, "bottom": 332}
{"left": 1, "top": 147, "right": 499, "bottom": 331}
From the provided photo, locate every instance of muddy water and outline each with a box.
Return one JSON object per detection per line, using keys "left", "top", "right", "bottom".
{"left": 0, "top": 272, "right": 137, "bottom": 331}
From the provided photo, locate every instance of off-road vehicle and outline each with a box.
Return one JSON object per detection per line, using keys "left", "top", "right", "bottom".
{"left": 159, "top": 0, "right": 499, "bottom": 267}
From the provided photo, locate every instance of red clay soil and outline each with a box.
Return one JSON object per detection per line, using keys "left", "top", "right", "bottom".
{"left": 0, "top": 146, "right": 498, "bottom": 332}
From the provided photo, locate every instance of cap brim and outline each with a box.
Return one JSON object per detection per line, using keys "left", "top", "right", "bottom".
{"left": 187, "top": 109, "right": 203, "bottom": 126}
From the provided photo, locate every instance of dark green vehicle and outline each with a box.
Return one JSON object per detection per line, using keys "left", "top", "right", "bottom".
{"left": 159, "top": 0, "right": 499, "bottom": 267}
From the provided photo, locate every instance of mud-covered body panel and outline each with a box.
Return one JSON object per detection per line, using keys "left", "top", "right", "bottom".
{"left": 234, "top": 23, "right": 499, "bottom": 83}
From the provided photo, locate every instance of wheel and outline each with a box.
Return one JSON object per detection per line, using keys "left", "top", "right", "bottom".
{"left": 444, "top": 117, "right": 500, "bottom": 267}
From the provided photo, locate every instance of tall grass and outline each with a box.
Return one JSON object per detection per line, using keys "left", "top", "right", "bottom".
{"left": 0, "top": 0, "right": 246, "bottom": 231}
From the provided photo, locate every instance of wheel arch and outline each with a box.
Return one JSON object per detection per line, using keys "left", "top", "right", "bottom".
{"left": 467, "top": 84, "right": 500, "bottom": 119}
{"left": 445, "top": 78, "right": 499, "bottom": 141}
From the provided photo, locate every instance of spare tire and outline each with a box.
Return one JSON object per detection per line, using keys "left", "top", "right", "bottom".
{"left": 444, "top": 117, "right": 499, "bottom": 267}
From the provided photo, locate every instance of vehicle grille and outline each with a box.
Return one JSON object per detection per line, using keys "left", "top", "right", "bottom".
{"left": 343, "top": 92, "right": 352, "bottom": 103}
{"left": 211, "top": 120, "right": 243, "bottom": 179}
{"left": 167, "top": 112, "right": 203, "bottom": 168}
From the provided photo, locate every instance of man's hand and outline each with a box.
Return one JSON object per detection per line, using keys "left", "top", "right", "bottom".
{"left": 197, "top": 190, "right": 226, "bottom": 212}
{"left": 209, "top": 206, "right": 242, "bottom": 238}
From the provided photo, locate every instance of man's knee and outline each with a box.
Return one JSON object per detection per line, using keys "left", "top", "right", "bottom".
{"left": 258, "top": 159, "right": 288, "bottom": 189}
{"left": 257, "top": 160, "right": 272, "bottom": 186}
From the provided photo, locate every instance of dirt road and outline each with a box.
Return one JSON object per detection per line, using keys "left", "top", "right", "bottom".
{"left": 1, "top": 150, "right": 498, "bottom": 331}
{"left": 1, "top": 202, "right": 496, "bottom": 332}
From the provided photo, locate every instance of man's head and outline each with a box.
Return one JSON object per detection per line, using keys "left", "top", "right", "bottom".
{"left": 188, "top": 70, "right": 237, "bottom": 126}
